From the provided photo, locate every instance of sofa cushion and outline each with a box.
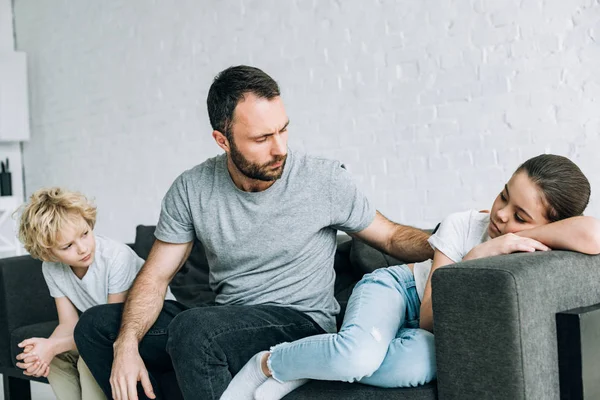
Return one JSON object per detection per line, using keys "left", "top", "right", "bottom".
{"left": 287, "top": 380, "right": 437, "bottom": 400}
{"left": 158, "top": 372, "right": 437, "bottom": 400}
{"left": 349, "top": 238, "right": 405, "bottom": 274}
{"left": 134, "top": 225, "right": 215, "bottom": 307}
{"left": 133, "top": 225, "right": 157, "bottom": 260}
{"left": 170, "top": 238, "right": 216, "bottom": 307}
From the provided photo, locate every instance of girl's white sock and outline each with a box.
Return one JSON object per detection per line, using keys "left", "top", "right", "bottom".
{"left": 254, "top": 377, "right": 309, "bottom": 400}
{"left": 220, "top": 351, "right": 269, "bottom": 400}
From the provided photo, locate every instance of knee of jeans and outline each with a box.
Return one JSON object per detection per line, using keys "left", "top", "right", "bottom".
{"left": 74, "top": 305, "right": 117, "bottom": 345}
{"left": 167, "top": 308, "right": 217, "bottom": 356}
{"left": 397, "top": 328, "right": 434, "bottom": 350}
{"left": 336, "top": 346, "right": 387, "bottom": 381}
{"left": 395, "top": 329, "right": 436, "bottom": 384}
{"left": 326, "top": 332, "right": 388, "bottom": 381}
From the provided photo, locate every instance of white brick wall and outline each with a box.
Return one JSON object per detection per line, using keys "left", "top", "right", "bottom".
{"left": 13, "top": 0, "right": 600, "bottom": 242}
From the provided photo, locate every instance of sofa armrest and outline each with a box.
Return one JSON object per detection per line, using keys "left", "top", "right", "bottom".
{"left": 0, "top": 255, "right": 57, "bottom": 368}
{"left": 431, "top": 250, "right": 600, "bottom": 400}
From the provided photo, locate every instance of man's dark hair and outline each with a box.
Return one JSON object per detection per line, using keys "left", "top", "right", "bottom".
{"left": 516, "top": 154, "right": 591, "bottom": 222}
{"left": 207, "top": 65, "right": 280, "bottom": 140}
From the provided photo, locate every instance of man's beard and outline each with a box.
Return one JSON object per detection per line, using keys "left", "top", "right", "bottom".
{"left": 229, "top": 139, "right": 287, "bottom": 182}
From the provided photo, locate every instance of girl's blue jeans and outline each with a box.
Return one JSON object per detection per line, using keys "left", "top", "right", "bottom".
{"left": 268, "top": 265, "right": 437, "bottom": 387}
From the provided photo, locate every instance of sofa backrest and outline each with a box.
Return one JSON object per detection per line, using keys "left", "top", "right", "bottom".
{"left": 0, "top": 255, "right": 58, "bottom": 367}
{"left": 134, "top": 225, "right": 215, "bottom": 307}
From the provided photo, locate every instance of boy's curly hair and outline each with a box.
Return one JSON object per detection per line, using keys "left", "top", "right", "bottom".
{"left": 18, "top": 187, "right": 97, "bottom": 261}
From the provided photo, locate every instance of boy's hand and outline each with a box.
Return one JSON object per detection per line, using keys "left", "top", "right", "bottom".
{"left": 22, "top": 361, "right": 51, "bottom": 377}
{"left": 463, "top": 233, "right": 550, "bottom": 261}
{"left": 15, "top": 343, "right": 37, "bottom": 365}
{"left": 16, "top": 338, "right": 55, "bottom": 374}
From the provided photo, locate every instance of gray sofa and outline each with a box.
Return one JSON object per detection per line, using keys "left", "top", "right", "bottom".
{"left": 1, "top": 225, "right": 599, "bottom": 399}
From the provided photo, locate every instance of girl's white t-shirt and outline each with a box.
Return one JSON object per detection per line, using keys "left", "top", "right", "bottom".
{"left": 413, "top": 210, "right": 492, "bottom": 301}
{"left": 42, "top": 234, "right": 175, "bottom": 312}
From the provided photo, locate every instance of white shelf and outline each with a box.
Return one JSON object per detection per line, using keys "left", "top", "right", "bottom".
{"left": 0, "top": 51, "right": 30, "bottom": 141}
{"left": 0, "top": 195, "right": 19, "bottom": 210}
{"left": 0, "top": 195, "right": 23, "bottom": 255}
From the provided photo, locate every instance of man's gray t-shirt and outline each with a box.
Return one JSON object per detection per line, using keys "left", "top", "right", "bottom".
{"left": 43, "top": 235, "right": 175, "bottom": 313}
{"left": 155, "top": 149, "right": 376, "bottom": 333}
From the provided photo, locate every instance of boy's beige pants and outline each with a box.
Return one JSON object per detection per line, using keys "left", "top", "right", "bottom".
{"left": 48, "top": 350, "right": 106, "bottom": 400}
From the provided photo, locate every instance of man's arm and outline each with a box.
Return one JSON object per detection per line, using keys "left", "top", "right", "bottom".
{"left": 111, "top": 239, "right": 192, "bottom": 400}
{"left": 116, "top": 239, "right": 192, "bottom": 344}
{"left": 351, "top": 211, "right": 434, "bottom": 263}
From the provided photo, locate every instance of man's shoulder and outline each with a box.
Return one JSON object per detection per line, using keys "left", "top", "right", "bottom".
{"left": 289, "top": 150, "right": 344, "bottom": 179}
{"left": 178, "top": 153, "right": 225, "bottom": 183}
{"left": 293, "top": 150, "right": 342, "bottom": 168}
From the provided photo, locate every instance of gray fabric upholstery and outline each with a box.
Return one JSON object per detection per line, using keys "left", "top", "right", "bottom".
{"left": 432, "top": 250, "right": 600, "bottom": 400}
{"left": 158, "top": 368, "right": 438, "bottom": 400}
{"left": 2, "top": 225, "right": 599, "bottom": 399}
{"left": 286, "top": 380, "right": 438, "bottom": 400}
{"left": 349, "top": 238, "right": 405, "bottom": 274}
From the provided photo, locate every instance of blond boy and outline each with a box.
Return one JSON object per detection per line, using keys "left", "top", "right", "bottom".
{"left": 15, "top": 187, "right": 174, "bottom": 400}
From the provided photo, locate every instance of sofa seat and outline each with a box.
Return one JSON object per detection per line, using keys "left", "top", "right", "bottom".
{"left": 159, "top": 370, "right": 437, "bottom": 400}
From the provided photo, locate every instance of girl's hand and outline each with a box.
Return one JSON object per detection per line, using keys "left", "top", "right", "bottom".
{"left": 16, "top": 338, "right": 55, "bottom": 373}
{"left": 463, "top": 233, "right": 550, "bottom": 261}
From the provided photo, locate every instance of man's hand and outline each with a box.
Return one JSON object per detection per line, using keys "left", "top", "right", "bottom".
{"left": 353, "top": 211, "right": 433, "bottom": 263}
{"left": 110, "top": 340, "right": 156, "bottom": 400}
{"left": 463, "top": 233, "right": 550, "bottom": 261}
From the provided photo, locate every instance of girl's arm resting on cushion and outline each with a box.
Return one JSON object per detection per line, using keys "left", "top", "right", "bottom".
{"left": 419, "top": 250, "right": 455, "bottom": 333}
{"left": 516, "top": 216, "right": 600, "bottom": 255}
{"left": 463, "top": 234, "right": 549, "bottom": 261}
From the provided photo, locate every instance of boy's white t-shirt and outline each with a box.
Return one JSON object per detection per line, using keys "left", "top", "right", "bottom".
{"left": 413, "top": 210, "right": 492, "bottom": 301}
{"left": 42, "top": 234, "right": 175, "bottom": 312}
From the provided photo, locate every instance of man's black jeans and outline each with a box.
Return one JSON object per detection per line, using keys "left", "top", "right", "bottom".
{"left": 74, "top": 300, "right": 325, "bottom": 399}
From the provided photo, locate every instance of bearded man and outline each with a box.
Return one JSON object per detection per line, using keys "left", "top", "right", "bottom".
{"left": 74, "top": 65, "right": 433, "bottom": 400}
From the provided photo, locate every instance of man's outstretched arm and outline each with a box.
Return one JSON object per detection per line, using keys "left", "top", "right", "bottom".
{"left": 352, "top": 211, "right": 433, "bottom": 263}
{"left": 111, "top": 239, "right": 192, "bottom": 400}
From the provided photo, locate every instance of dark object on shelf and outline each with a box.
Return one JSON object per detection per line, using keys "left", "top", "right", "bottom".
{"left": 556, "top": 303, "right": 600, "bottom": 400}
{"left": 0, "top": 157, "right": 12, "bottom": 196}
